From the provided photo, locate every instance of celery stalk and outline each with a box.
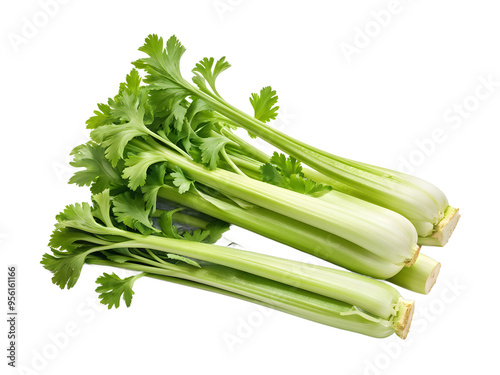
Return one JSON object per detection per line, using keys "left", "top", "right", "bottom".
{"left": 134, "top": 139, "right": 418, "bottom": 267}
{"left": 157, "top": 185, "right": 440, "bottom": 294}
{"left": 43, "top": 190, "right": 402, "bottom": 319}
{"left": 227, "top": 132, "right": 459, "bottom": 246}
{"left": 120, "top": 233, "right": 401, "bottom": 319}
{"left": 387, "top": 254, "right": 441, "bottom": 295}
{"left": 132, "top": 34, "right": 459, "bottom": 245}
{"left": 157, "top": 185, "right": 403, "bottom": 279}
{"left": 86, "top": 258, "right": 414, "bottom": 339}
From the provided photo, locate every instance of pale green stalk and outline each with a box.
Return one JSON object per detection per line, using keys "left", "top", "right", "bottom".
{"left": 133, "top": 139, "right": 418, "bottom": 266}
{"left": 387, "top": 254, "right": 441, "bottom": 295}
{"left": 86, "top": 258, "right": 411, "bottom": 338}
{"left": 157, "top": 184, "right": 439, "bottom": 294}
{"left": 157, "top": 185, "right": 403, "bottom": 280}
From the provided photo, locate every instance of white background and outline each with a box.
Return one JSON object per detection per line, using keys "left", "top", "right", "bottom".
{"left": 1, "top": 1, "right": 499, "bottom": 374}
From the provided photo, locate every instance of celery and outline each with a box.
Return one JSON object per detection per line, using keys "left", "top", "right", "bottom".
{"left": 87, "top": 258, "right": 413, "bottom": 339}
{"left": 42, "top": 190, "right": 414, "bottom": 338}
{"left": 67, "top": 63, "right": 423, "bottom": 287}
{"left": 157, "top": 184, "right": 403, "bottom": 279}
{"left": 74, "top": 63, "right": 420, "bottom": 273}
{"left": 387, "top": 254, "right": 441, "bottom": 295}
{"left": 132, "top": 34, "right": 459, "bottom": 245}
{"left": 155, "top": 186, "right": 439, "bottom": 294}
{"left": 137, "top": 139, "right": 419, "bottom": 266}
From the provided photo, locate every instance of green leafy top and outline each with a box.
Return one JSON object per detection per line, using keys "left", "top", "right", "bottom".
{"left": 43, "top": 190, "right": 120, "bottom": 289}
{"left": 96, "top": 272, "right": 145, "bottom": 309}
{"left": 86, "top": 102, "right": 114, "bottom": 130}
{"left": 89, "top": 71, "right": 155, "bottom": 167}
{"left": 261, "top": 152, "right": 332, "bottom": 197}
{"left": 133, "top": 35, "right": 190, "bottom": 101}
{"left": 170, "top": 166, "right": 195, "bottom": 194}
{"left": 42, "top": 189, "right": 228, "bottom": 292}
{"left": 199, "top": 134, "right": 232, "bottom": 170}
{"left": 69, "top": 142, "right": 126, "bottom": 194}
{"left": 112, "top": 192, "right": 159, "bottom": 235}
{"left": 192, "top": 56, "right": 231, "bottom": 97}
{"left": 121, "top": 149, "right": 168, "bottom": 191}
{"left": 42, "top": 248, "right": 94, "bottom": 290}
{"left": 250, "top": 86, "right": 279, "bottom": 123}
{"left": 142, "top": 162, "right": 168, "bottom": 213}
{"left": 83, "top": 63, "right": 241, "bottom": 191}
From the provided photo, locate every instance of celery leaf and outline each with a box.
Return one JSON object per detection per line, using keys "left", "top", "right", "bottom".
{"left": 112, "top": 192, "right": 159, "bottom": 235}
{"left": 69, "top": 142, "right": 126, "bottom": 194}
{"left": 142, "top": 162, "right": 168, "bottom": 213}
{"left": 170, "top": 167, "right": 194, "bottom": 194}
{"left": 250, "top": 86, "right": 279, "bottom": 123}
{"left": 192, "top": 57, "right": 231, "bottom": 96}
{"left": 96, "top": 272, "right": 144, "bottom": 309}
{"left": 261, "top": 153, "right": 332, "bottom": 197}
{"left": 199, "top": 134, "right": 231, "bottom": 170}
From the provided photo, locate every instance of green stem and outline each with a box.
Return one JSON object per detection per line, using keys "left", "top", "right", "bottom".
{"left": 387, "top": 254, "right": 441, "bottom": 295}
{"left": 125, "top": 250, "right": 179, "bottom": 272}
{"left": 186, "top": 83, "right": 444, "bottom": 226}
{"left": 224, "top": 136, "right": 453, "bottom": 247}
{"left": 157, "top": 185, "right": 402, "bottom": 279}
{"left": 222, "top": 128, "right": 270, "bottom": 164}
{"left": 151, "top": 210, "right": 212, "bottom": 229}
{"left": 157, "top": 185, "right": 439, "bottom": 293}
{"left": 146, "top": 128, "right": 192, "bottom": 160}
{"left": 220, "top": 147, "right": 246, "bottom": 176}
{"left": 145, "top": 249, "right": 173, "bottom": 267}
{"left": 138, "top": 139, "right": 416, "bottom": 266}
{"left": 86, "top": 258, "right": 406, "bottom": 338}
{"left": 117, "top": 231, "right": 401, "bottom": 319}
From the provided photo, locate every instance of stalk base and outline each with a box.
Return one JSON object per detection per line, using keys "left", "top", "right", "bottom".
{"left": 386, "top": 254, "right": 440, "bottom": 294}
{"left": 424, "top": 261, "right": 441, "bottom": 294}
{"left": 393, "top": 298, "right": 415, "bottom": 340}
{"left": 418, "top": 206, "right": 460, "bottom": 247}
{"left": 404, "top": 246, "right": 421, "bottom": 268}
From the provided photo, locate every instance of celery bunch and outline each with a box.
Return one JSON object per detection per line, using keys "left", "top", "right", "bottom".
{"left": 42, "top": 190, "right": 413, "bottom": 338}
{"left": 42, "top": 34, "right": 461, "bottom": 341}
{"left": 132, "top": 34, "right": 459, "bottom": 245}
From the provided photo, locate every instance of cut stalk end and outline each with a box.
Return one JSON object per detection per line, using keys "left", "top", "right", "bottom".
{"left": 424, "top": 261, "right": 441, "bottom": 294}
{"left": 393, "top": 298, "right": 415, "bottom": 340}
{"left": 404, "top": 245, "right": 421, "bottom": 268}
{"left": 387, "top": 254, "right": 440, "bottom": 294}
{"left": 418, "top": 206, "right": 460, "bottom": 247}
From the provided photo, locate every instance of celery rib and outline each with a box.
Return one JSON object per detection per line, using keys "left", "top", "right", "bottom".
{"left": 86, "top": 258, "right": 405, "bottom": 338}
